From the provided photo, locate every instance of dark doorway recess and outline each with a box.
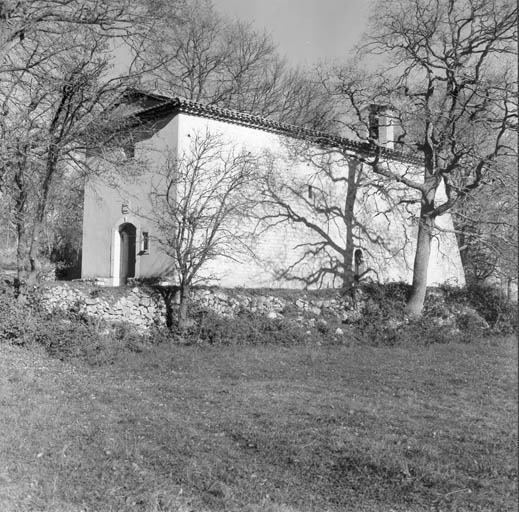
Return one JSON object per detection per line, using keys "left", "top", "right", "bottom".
{"left": 119, "top": 223, "right": 136, "bottom": 284}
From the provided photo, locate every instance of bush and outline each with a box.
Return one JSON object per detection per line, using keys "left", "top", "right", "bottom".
{"left": 182, "top": 309, "right": 307, "bottom": 345}
{"left": 0, "top": 285, "right": 157, "bottom": 364}
{"left": 464, "top": 284, "right": 517, "bottom": 334}
{"left": 35, "top": 313, "right": 162, "bottom": 364}
{"left": 357, "top": 282, "right": 408, "bottom": 319}
{"left": 34, "top": 317, "right": 101, "bottom": 361}
{"left": 351, "top": 282, "right": 507, "bottom": 346}
{"left": 170, "top": 282, "right": 512, "bottom": 348}
{"left": 352, "top": 283, "right": 408, "bottom": 345}
{"left": 438, "top": 284, "right": 517, "bottom": 334}
{"left": 166, "top": 306, "right": 347, "bottom": 346}
{"left": 2, "top": 281, "right": 514, "bottom": 358}
{"left": 0, "top": 288, "right": 39, "bottom": 346}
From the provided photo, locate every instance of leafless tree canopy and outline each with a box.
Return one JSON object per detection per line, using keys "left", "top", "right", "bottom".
{"left": 319, "top": 0, "right": 517, "bottom": 314}
{"left": 1, "top": 0, "right": 515, "bottom": 313}
{"left": 0, "top": 0, "right": 149, "bottom": 288}
{"left": 149, "top": 131, "right": 259, "bottom": 327}
{"left": 136, "top": 0, "right": 337, "bottom": 130}
{"left": 0, "top": 0, "right": 149, "bottom": 73}
{"left": 454, "top": 155, "right": 517, "bottom": 287}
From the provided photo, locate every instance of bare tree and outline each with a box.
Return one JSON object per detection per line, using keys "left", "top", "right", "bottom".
{"left": 0, "top": 0, "right": 167, "bottom": 291}
{"left": 453, "top": 155, "right": 517, "bottom": 295}
{"left": 0, "top": 0, "right": 146, "bottom": 73}
{"left": 44, "top": 171, "right": 84, "bottom": 279}
{"left": 149, "top": 131, "right": 259, "bottom": 329}
{"left": 0, "top": 34, "right": 142, "bottom": 291}
{"left": 137, "top": 0, "right": 338, "bottom": 130}
{"left": 322, "top": 0, "right": 517, "bottom": 315}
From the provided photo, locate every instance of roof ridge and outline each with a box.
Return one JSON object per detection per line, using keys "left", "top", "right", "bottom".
{"left": 128, "top": 91, "right": 423, "bottom": 165}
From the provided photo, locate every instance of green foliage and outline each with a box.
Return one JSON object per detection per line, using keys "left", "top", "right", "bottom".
{"left": 353, "top": 282, "right": 408, "bottom": 346}
{"left": 0, "top": 287, "right": 156, "bottom": 364}
{"left": 461, "top": 284, "right": 517, "bottom": 334}
{"left": 34, "top": 317, "right": 101, "bottom": 362}
{"left": 358, "top": 282, "right": 408, "bottom": 316}
{"left": 1, "top": 281, "right": 515, "bottom": 360}
{"left": 177, "top": 309, "right": 312, "bottom": 346}
{"left": 426, "top": 284, "right": 517, "bottom": 335}
{"left": 0, "top": 288, "right": 39, "bottom": 346}
{"left": 166, "top": 301, "right": 349, "bottom": 346}
{"left": 360, "top": 281, "right": 410, "bottom": 305}
{"left": 353, "top": 282, "right": 516, "bottom": 346}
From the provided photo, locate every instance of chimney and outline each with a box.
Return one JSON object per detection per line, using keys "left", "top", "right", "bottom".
{"left": 368, "top": 104, "right": 395, "bottom": 149}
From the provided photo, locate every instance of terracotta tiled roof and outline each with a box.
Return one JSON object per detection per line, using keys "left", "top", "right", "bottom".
{"left": 124, "top": 89, "right": 423, "bottom": 165}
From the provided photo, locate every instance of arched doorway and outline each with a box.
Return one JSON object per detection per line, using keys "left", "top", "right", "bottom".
{"left": 119, "top": 223, "right": 136, "bottom": 284}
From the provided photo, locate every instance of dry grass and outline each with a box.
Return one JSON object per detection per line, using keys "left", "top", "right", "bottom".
{"left": 0, "top": 336, "right": 516, "bottom": 511}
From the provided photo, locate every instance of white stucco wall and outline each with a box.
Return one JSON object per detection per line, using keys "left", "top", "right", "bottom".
{"left": 174, "top": 114, "right": 326, "bottom": 287}
{"left": 81, "top": 116, "right": 180, "bottom": 284}
{"left": 351, "top": 161, "right": 465, "bottom": 287}
{"left": 174, "top": 115, "right": 465, "bottom": 288}
{"left": 81, "top": 109, "right": 465, "bottom": 288}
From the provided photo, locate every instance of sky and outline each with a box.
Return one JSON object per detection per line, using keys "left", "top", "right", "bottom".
{"left": 110, "top": 0, "right": 374, "bottom": 78}
{"left": 211, "top": 0, "right": 374, "bottom": 66}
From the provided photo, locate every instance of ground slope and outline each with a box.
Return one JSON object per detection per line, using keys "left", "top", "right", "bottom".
{"left": 0, "top": 338, "right": 516, "bottom": 511}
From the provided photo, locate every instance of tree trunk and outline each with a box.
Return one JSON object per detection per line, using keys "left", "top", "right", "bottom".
{"left": 26, "top": 221, "right": 43, "bottom": 286}
{"left": 155, "top": 285, "right": 177, "bottom": 329}
{"left": 14, "top": 208, "right": 25, "bottom": 296}
{"left": 14, "top": 226, "right": 25, "bottom": 300}
{"left": 13, "top": 169, "right": 27, "bottom": 298}
{"left": 406, "top": 198, "right": 436, "bottom": 317}
{"left": 26, "top": 148, "right": 57, "bottom": 285}
{"left": 342, "top": 159, "right": 360, "bottom": 293}
{"left": 506, "top": 277, "right": 513, "bottom": 303}
{"left": 177, "top": 283, "right": 190, "bottom": 330}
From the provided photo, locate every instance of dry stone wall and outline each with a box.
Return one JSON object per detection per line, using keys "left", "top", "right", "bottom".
{"left": 36, "top": 283, "right": 364, "bottom": 329}
{"left": 37, "top": 284, "right": 166, "bottom": 328}
{"left": 31, "top": 282, "right": 491, "bottom": 335}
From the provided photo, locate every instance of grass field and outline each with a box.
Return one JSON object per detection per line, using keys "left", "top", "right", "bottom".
{"left": 0, "top": 336, "right": 516, "bottom": 511}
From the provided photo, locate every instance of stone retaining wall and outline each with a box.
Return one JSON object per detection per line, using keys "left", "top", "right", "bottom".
{"left": 32, "top": 282, "right": 492, "bottom": 335}
{"left": 36, "top": 283, "right": 363, "bottom": 329}
{"left": 37, "top": 284, "right": 166, "bottom": 328}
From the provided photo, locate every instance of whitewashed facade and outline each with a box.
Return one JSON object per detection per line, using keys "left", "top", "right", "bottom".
{"left": 81, "top": 91, "right": 465, "bottom": 288}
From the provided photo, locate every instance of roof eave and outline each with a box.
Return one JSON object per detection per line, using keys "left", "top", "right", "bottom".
{"left": 120, "top": 96, "right": 423, "bottom": 166}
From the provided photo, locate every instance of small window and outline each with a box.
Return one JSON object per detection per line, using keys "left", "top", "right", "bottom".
{"left": 124, "top": 142, "right": 135, "bottom": 159}
{"left": 308, "top": 185, "right": 313, "bottom": 199}
{"left": 122, "top": 135, "right": 135, "bottom": 158}
{"left": 141, "top": 231, "right": 149, "bottom": 253}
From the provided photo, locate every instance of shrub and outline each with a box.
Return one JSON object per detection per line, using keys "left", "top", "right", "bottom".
{"left": 464, "top": 284, "right": 517, "bottom": 334}
{"left": 352, "top": 283, "right": 408, "bottom": 345}
{"left": 167, "top": 306, "right": 344, "bottom": 346}
{"left": 316, "top": 318, "right": 330, "bottom": 335}
{"left": 0, "top": 284, "right": 157, "bottom": 363}
{"left": 439, "top": 284, "right": 517, "bottom": 334}
{"left": 350, "top": 282, "right": 503, "bottom": 346}
{"left": 0, "top": 288, "right": 39, "bottom": 346}
{"left": 189, "top": 310, "right": 306, "bottom": 345}
{"left": 357, "top": 282, "right": 408, "bottom": 321}
{"left": 34, "top": 316, "right": 100, "bottom": 361}
{"left": 3, "top": 280, "right": 514, "bottom": 358}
